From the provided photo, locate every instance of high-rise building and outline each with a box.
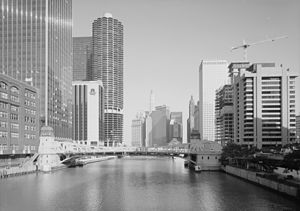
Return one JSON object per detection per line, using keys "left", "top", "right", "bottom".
{"left": 92, "top": 13, "right": 123, "bottom": 145}
{"left": 149, "top": 90, "right": 155, "bottom": 113}
{"left": 199, "top": 60, "right": 228, "bottom": 141}
{"left": 72, "top": 80, "right": 104, "bottom": 147}
{"left": 0, "top": 74, "right": 40, "bottom": 154}
{"left": 131, "top": 114, "right": 145, "bottom": 147}
{"left": 170, "top": 112, "right": 183, "bottom": 143}
{"left": 229, "top": 62, "right": 298, "bottom": 149}
{"left": 215, "top": 84, "right": 234, "bottom": 146}
{"left": 187, "top": 96, "right": 195, "bottom": 143}
{"left": 0, "top": 0, "right": 73, "bottom": 140}
{"left": 73, "top": 37, "right": 92, "bottom": 81}
{"left": 150, "top": 105, "right": 170, "bottom": 147}
{"left": 145, "top": 113, "right": 152, "bottom": 147}
{"left": 296, "top": 115, "right": 300, "bottom": 143}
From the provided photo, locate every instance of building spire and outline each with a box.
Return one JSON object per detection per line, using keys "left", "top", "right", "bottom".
{"left": 149, "top": 90, "right": 155, "bottom": 113}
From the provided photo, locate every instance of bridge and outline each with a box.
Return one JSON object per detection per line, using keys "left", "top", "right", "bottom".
{"left": 1, "top": 126, "right": 223, "bottom": 174}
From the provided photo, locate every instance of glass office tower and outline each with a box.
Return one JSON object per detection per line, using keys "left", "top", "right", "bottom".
{"left": 0, "top": 0, "right": 73, "bottom": 140}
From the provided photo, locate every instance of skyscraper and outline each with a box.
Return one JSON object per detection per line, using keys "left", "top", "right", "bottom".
{"left": 150, "top": 105, "right": 170, "bottom": 147}
{"left": 199, "top": 60, "right": 228, "bottom": 141}
{"left": 229, "top": 62, "right": 298, "bottom": 148}
{"left": 215, "top": 84, "right": 234, "bottom": 146}
{"left": 187, "top": 96, "right": 195, "bottom": 143}
{"left": 0, "top": 0, "right": 73, "bottom": 140}
{"left": 92, "top": 13, "right": 123, "bottom": 146}
{"left": 131, "top": 113, "right": 145, "bottom": 147}
{"left": 73, "top": 37, "right": 92, "bottom": 81}
{"left": 170, "top": 112, "right": 183, "bottom": 143}
{"left": 72, "top": 80, "right": 104, "bottom": 146}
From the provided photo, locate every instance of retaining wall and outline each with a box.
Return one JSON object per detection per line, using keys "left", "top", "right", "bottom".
{"left": 224, "top": 165, "right": 300, "bottom": 199}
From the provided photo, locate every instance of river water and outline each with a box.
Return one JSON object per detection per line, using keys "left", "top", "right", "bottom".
{"left": 0, "top": 157, "right": 299, "bottom": 211}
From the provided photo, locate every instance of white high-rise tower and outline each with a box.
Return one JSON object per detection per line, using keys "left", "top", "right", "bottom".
{"left": 199, "top": 60, "right": 228, "bottom": 141}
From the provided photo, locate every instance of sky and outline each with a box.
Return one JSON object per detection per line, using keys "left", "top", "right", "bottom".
{"left": 73, "top": 0, "right": 300, "bottom": 145}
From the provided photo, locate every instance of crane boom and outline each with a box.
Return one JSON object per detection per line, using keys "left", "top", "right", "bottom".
{"left": 231, "top": 36, "right": 288, "bottom": 61}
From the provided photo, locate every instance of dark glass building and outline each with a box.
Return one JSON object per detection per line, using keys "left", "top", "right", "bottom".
{"left": 73, "top": 37, "right": 92, "bottom": 81}
{"left": 0, "top": 0, "right": 73, "bottom": 140}
{"left": 92, "top": 13, "right": 123, "bottom": 146}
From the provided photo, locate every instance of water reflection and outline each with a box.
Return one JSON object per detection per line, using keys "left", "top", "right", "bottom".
{"left": 0, "top": 157, "right": 299, "bottom": 211}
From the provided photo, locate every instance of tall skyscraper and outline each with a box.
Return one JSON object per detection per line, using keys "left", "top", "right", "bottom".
{"left": 92, "top": 13, "right": 123, "bottom": 145}
{"left": 73, "top": 37, "right": 92, "bottom": 81}
{"left": 187, "top": 96, "right": 195, "bottom": 143}
{"left": 0, "top": 0, "right": 73, "bottom": 140}
{"left": 131, "top": 113, "right": 145, "bottom": 147}
{"left": 150, "top": 105, "right": 170, "bottom": 147}
{"left": 145, "top": 113, "right": 152, "bottom": 147}
{"left": 229, "top": 62, "right": 298, "bottom": 149}
{"left": 72, "top": 80, "right": 104, "bottom": 146}
{"left": 215, "top": 84, "right": 234, "bottom": 146}
{"left": 199, "top": 60, "right": 228, "bottom": 141}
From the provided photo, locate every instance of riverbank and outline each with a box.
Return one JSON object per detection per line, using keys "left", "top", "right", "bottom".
{"left": 0, "top": 165, "right": 36, "bottom": 179}
{"left": 1, "top": 155, "right": 117, "bottom": 178}
{"left": 222, "top": 165, "right": 300, "bottom": 199}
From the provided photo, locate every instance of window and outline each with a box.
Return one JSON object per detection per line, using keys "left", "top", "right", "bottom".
{"left": 11, "top": 95, "right": 19, "bottom": 103}
{"left": 25, "top": 116, "right": 30, "bottom": 123}
{"left": 0, "top": 92, "right": 8, "bottom": 99}
{"left": 0, "top": 101, "right": 8, "bottom": 109}
{"left": 11, "top": 123, "right": 19, "bottom": 130}
{"left": 10, "top": 113, "right": 18, "bottom": 121}
{"left": 10, "top": 86, "right": 19, "bottom": 94}
{"left": 0, "top": 111, "right": 8, "bottom": 118}
{"left": 0, "top": 131, "right": 8, "bottom": 138}
{"left": 11, "top": 105, "right": 19, "bottom": 112}
{"left": 0, "top": 121, "right": 7, "bottom": 128}
{"left": 0, "top": 82, "right": 8, "bottom": 90}
{"left": 11, "top": 132, "right": 19, "bottom": 139}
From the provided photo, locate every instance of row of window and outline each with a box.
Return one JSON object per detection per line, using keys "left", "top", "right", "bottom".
{"left": 25, "top": 100, "right": 36, "bottom": 107}
{"left": 25, "top": 108, "right": 36, "bottom": 115}
{"left": 0, "top": 145, "right": 36, "bottom": 151}
{"left": 0, "top": 132, "right": 36, "bottom": 140}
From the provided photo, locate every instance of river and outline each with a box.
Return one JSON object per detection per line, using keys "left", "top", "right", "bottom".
{"left": 0, "top": 157, "right": 299, "bottom": 211}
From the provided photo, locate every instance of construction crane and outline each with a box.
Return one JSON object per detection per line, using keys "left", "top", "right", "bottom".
{"left": 231, "top": 35, "right": 288, "bottom": 61}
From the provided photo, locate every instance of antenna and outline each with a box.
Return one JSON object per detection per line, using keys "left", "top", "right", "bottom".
{"left": 231, "top": 36, "right": 288, "bottom": 61}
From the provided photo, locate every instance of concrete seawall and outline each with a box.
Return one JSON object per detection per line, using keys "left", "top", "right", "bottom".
{"left": 223, "top": 165, "right": 300, "bottom": 199}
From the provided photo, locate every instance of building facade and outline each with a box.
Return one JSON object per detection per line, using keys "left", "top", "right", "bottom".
{"left": 187, "top": 96, "right": 196, "bottom": 143}
{"left": 150, "top": 105, "right": 170, "bottom": 147}
{"left": 170, "top": 112, "right": 183, "bottom": 143}
{"left": 296, "top": 115, "right": 300, "bottom": 143}
{"left": 92, "top": 13, "right": 123, "bottom": 145}
{"left": 131, "top": 116, "right": 145, "bottom": 147}
{"left": 215, "top": 84, "right": 234, "bottom": 146}
{"left": 0, "top": 0, "right": 73, "bottom": 140}
{"left": 0, "top": 74, "right": 39, "bottom": 154}
{"left": 229, "top": 62, "right": 298, "bottom": 149}
{"left": 199, "top": 60, "right": 228, "bottom": 141}
{"left": 73, "top": 37, "right": 92, "bottom": 81}
{"left": 72, "top": 81, "right": 104, "bottom": 147}
{"left": 145, "top": 113, "right": 152, "bottom": 147}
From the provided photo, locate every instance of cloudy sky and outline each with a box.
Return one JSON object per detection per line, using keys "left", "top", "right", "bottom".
{"left": 73, "top": 0, "right": 300, "bottom": 145}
